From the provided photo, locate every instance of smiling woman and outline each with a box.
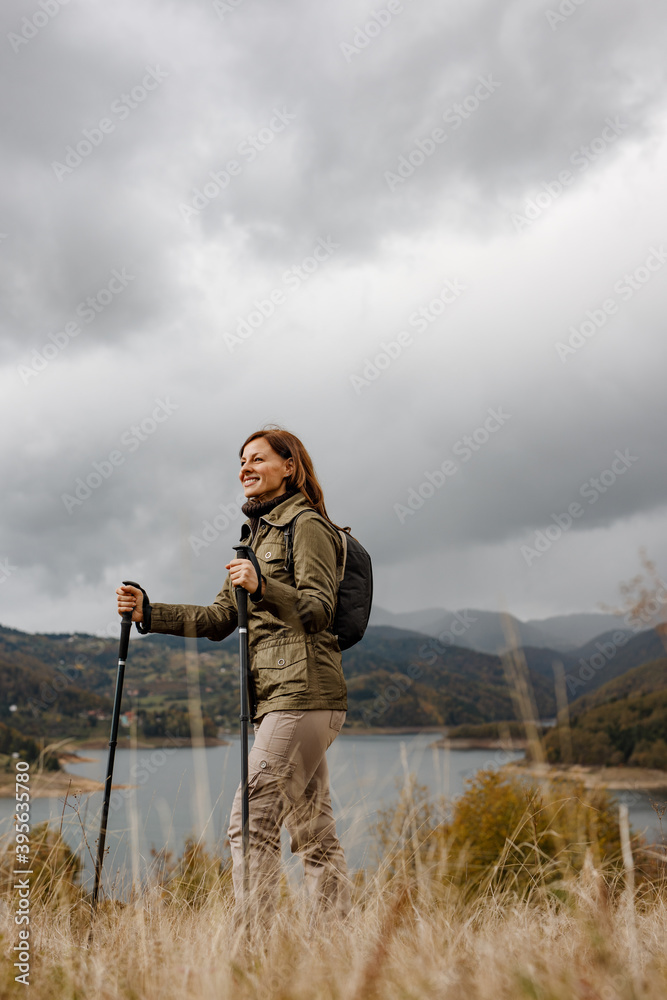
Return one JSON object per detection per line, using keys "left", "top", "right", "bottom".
{"left": 239, "top": 436, "right": 293, "bottom": 509}
{"left": 116, "top": 425, "right": 351, "bottom": 927}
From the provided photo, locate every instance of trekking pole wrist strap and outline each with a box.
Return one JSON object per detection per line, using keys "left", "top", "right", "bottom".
{"left": 232, "top": 546, "right": 264, "bottom": 602}
{"left": 122, "top": 579, "right": 152, "bottom": 634}
{"left": 247, "top": 550, "right": 264, "bottom": 601}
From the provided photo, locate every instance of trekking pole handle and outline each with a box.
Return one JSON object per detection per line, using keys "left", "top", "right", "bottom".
{"left": 122, "top": 579, "right": 151, "bottom": 635}
{"left": 232, "top": 545, "right": 263, "bottom": 601}
{"left": 117, "top": 611, "right": 133, "bottom": 662}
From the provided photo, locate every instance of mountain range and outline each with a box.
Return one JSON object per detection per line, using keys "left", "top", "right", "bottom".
{"left": 1, "top": 607, "right": 665, "bottom": 744}
{"left": 369, "top": 605, "right": 633, "bottom": 654}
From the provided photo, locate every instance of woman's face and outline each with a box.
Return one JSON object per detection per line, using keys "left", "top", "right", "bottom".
{"left": 239, "top": 437, "right": 293, "bottom": 502}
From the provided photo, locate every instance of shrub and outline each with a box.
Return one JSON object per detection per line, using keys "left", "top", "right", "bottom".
{"left": 0, "top": 822, "right": 82, "bottom": 906}
{"left": 629, "top": 738, "right": 667, "bottom": 770}
{"left": 371, "top": 775, "right": 447, "bottom": 884}
{"left": 372, "top": 769, "right": 645, "bottom": 898}
{"left": 153, "top": 837, "right": 232, "bottom": 907}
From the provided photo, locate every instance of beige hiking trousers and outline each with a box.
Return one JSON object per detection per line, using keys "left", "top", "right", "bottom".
{"left": 227, "top": 709, "right": 351, "bottom": 922}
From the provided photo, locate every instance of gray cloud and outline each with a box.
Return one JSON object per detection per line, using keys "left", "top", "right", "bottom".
{"left": 1, "top": 0, "right": 667, "bottom": 633}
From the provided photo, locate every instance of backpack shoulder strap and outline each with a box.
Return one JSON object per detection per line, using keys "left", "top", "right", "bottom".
{"left": 282, "top": 510, "right": 310, "bottom": 573}
{"left": 282, "top": 510, "right": 346, "bottom": 582}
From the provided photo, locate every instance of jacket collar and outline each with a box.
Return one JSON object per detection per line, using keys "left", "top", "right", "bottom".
{"left": 240, "top": 491, "right": 314, "bottom": 540}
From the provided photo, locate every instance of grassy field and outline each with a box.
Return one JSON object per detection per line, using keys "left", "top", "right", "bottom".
{"left": 2, "top": 860, "right": 667, "bottom": 998}
{"left": 1, "top": 880, "right": 666, "bottom": 999}
{"left": 1, "top": 767, "right": 666, "bottom": 999}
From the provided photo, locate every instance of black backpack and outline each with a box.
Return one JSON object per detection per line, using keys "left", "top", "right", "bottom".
{"left": 282, "top": 512, "right": 373, "bottom": 650}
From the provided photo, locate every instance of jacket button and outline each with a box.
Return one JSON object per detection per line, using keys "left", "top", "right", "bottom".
{"left": 264, "top": 551, "right": 272, "bottom": 558}
{"left": 260, "top": 760, "right": 267, "bottom": 768}
{"left": 278, "top": 658, "right": 285, "bottom": 665}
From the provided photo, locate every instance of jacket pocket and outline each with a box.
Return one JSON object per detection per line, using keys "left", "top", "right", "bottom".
{"left": 252, "top": 637, "right": 308, "bottom": 702}
{"left": 257, "top": 540, "right": 287, "bottom": 569}
{"left": 310, "top": 631, "right": 346, "bottom": 701}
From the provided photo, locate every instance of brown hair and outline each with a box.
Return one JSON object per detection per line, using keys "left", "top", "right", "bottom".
{"left": 239, "top": 426, "right": 349, "bottom": 531}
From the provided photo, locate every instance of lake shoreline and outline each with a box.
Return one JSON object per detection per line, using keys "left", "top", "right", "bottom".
{"left": 503, "top": 760, "right": 667, "bottom": 792}
{"left": 68, "top": 735, "right": 231, "bottom": 750}
{"left": 430, "top": 737, "right": 528, "bottom": 750}
{"left": 0, "top": 737, "right": 230, "bottom": 799}
{"left": 5, "top": 731, "right": 666, "bottom": 798}
{"left": 0, "top": 769, "right": 106, "bottom": 799}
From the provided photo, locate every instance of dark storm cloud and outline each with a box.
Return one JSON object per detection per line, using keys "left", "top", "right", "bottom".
{"left": 1, "top": 0, "right": 667, "bottom": 630}
{"left": 2, "top": 0, "right": 666, "bottom": 362}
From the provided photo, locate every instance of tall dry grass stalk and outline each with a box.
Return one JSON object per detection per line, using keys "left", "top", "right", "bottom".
{"left": 499, "top": 613, "right": 545, "bottom": 765}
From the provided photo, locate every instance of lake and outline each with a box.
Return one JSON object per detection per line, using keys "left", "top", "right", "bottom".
{"left": 1, "top": 733, "right": 662, "bottom": 894}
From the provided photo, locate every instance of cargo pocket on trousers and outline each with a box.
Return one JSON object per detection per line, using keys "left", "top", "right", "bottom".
{"left": 248, "top": 748, "right": 296, "bottom": 803}
{"left": 329, "top": 710, "right": 346, "bottom": 734}
{"left": 249, "top": 749, "right": 296, "bottom": 781}
{"left": 253, "top": 640, "right": 309, "bottom": 701}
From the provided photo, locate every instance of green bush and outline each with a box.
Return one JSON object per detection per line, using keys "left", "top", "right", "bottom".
{"left": 373, "top": 769, "right": 643, "bottom": 897}
{"left": 0, "top": 722, "right": 60, "bottom": 770}
{"left": 1, "top": 822, "right": 82, "bottom": 906}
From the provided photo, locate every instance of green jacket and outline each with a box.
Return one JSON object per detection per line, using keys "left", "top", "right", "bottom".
{"left": 149, "top": 492, "right": 347, "bottom": 719}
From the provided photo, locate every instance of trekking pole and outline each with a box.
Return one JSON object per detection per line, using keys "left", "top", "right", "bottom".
{"left": 232, "top": 545, "right": 254, "bottom": 907}
{"left": 90, "top": 580, "right": 136, "bottom": 928}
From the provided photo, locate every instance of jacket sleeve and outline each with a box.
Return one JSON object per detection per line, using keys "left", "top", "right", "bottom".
{"left": 252, "top": 515, "right": 341, "bottom": 633}
{"left": 149, "top": 573, "right": 238, "bottom": 640}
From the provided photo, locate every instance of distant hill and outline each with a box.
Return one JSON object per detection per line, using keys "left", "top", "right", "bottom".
{"left": 0, "top": 624, "right": 227, "bottom": 742}
{"left": 1, "top": 622, "right": 555, "bottom": 736}
{"left": 370, "top": 606, "right": 629, "bottom": 655}
{"left": 563, "top": 628, "right": 667, "bottom": 695}
{"left": 568, "top": 657, "right": 667, "bottom": 718}
{"left": 0, "top": 628, "right": 113, "bottom": 740}
{"left": 524, "top": 612, "right": 636, "bottom": 649}
{"left": 369, "top": 607, "right": 455, "bottom": 635}
{"left": 1, "top": 618, "right": 664, "bottom": 738}
{"left": 544, "top": 658, "right": 667, "bottom": 769}
{"left": 340, "top": 627, "right": 556, "bottom": 727}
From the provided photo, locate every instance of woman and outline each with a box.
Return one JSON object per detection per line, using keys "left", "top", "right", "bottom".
{"left": 116, "top": 427, "right": 351, "bottom": 922}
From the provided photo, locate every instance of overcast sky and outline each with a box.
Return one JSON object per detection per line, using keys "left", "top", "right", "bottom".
{"left": 2, "top": 0, "right": 667, "bottom": 636}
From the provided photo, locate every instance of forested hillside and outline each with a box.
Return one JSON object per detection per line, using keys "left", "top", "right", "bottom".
{"left": 1, "top": 621, "right": 664, "bottom": 743}
{"left": 544, "top": 658, "right": 667, "bottom": 768}
{"left": 0, "top": 623, "right": 556, "bottom": 739}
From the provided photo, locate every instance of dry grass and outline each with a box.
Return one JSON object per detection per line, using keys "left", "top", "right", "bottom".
{"left": 2, "top": 780, "right": 667, "bottom": 1000}
{"left": 1, "top": 869, "right": 667, "bottom": 999}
